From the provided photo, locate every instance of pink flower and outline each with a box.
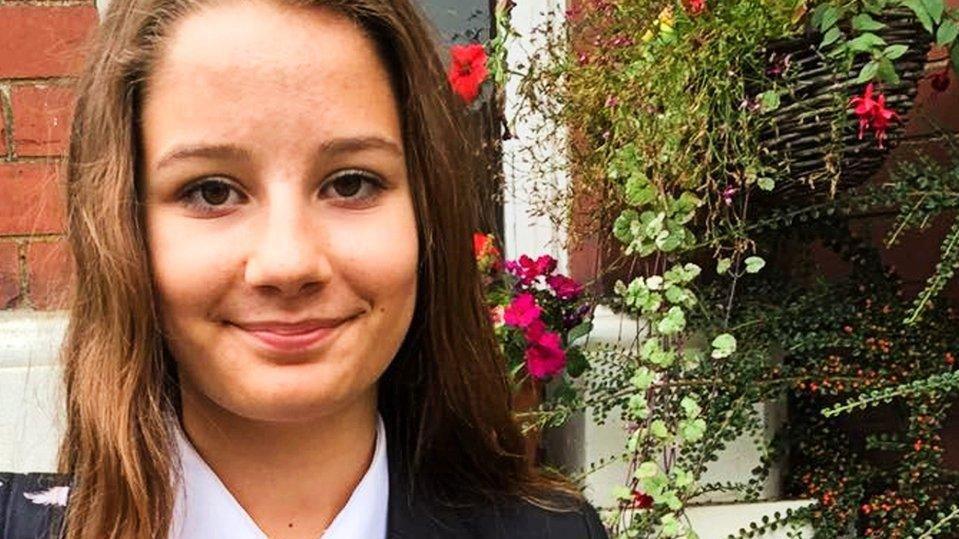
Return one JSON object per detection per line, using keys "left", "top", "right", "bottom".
{"left": 503, "top": 293, "right": 542, "bottom": 328}
{"left": 523, "top": 320, "right": 566, "bottom": 379}
{"left": 490, "top": 305, "right": 506, "bottom": 328}
{"left": 547, "top": 274, "right": 583, "bottom": 299}
{"left": 448, "top": 43, "right": 489, "bottom": 104}
{"left": 722, "top": 185, "right": 739, "bottom": 205}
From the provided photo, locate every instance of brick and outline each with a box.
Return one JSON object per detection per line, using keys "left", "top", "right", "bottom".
{"left": 0, "top": 162, "right": 65, "bottom": 235}
{"left": 0, "top": 242, "right": 20, "bottom": 309}
{"left": 11, "top": 85, "right": 74, "bottom": 157}
{"left": 0, "top": 92, "right": 7, "bottom": 157}
{"left": 26, "top": 240, "right": 72, "bottom": 310}
{"left": 0, "top": 6, "right": 97, "bottom": 79}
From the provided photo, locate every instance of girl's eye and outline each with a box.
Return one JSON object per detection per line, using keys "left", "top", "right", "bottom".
{"left": 180, "top": 178, "right": 244, "bottom": 212}
{"left": 322, "top": 170, "right": 385, "bottom": 203}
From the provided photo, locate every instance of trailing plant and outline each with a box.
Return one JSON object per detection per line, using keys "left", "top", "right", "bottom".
{"left": 725, "top": 221, "right": 959, "bottom": 538}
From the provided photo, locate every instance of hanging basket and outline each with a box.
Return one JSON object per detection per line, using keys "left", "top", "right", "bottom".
{"left": 756, "top": 9, "right": 931, "bottom": 201}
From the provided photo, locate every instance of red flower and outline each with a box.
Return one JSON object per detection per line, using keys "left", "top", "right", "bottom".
{"left": 631, "top": 489, "right": 654, "bottom": 508}
{"left": 931, "top": 69, "right": 951, "bottom": 92}
{"left": 523, "top": 319, "right": 566, "bottom": 379}
{"left": 473, "top": 232, "right": 500, "bottom": 260}
{"left": 448, "top": 43, "right": 489, "bottom": 104}
{"left": 504, "top": 293, "right": 542, "bottom": 329}
{"left": 685, "top": 0, "right": 706, "bottom": 14}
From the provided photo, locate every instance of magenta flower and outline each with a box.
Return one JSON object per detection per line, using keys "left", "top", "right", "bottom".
{"left": 722, "top": 185, "right": 739, "bottom": 206}
{"left": 503, "top": 293, "right": 542, "bottom": 328}
{"left": 524, "top": 320, "right": 566, "bottom": 379}
{"left": 547, "top": 274, "right": 583, "bottom": 300}
{"left": 507, "top": 254, "right": 558, "bottom": 285}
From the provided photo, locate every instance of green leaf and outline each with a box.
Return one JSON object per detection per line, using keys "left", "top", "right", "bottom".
{"left": 631, "top": 366, "right": 656, "bottom": 390}
{"left": 661, "top": 513, "right": 681, "bottom": 536}
{"left": 864, "top": 0, "right": 887, "bottom": 14}
{"left": 716, "top": 258, "right": 732, "bottom": 275}
{"left": 856, "top": 60, "right": 880, "bottom": 83}
{"left": 680, "top": 396, "right": 702, "bottom": 419}
{"left": 567, "top": 321, "right": 593, "bottom": 344}
{"left": 883, "top": 44, "right": 909, "bottom": 59}
{"left": 938, "top": 19, "right": 959, "bottom": 45}
{"left": 820, "top": 6, "right": 840, "bottom": 30}
{"left": 636, "top": 460, "right": 660, "bottom": 479}
{"left": 745, "top": 256, "right": 766, "bottom": 274}
{"left": 672, "top": 467, "right": 694, "bottom": 488}
{"left": 877, "top": 56, "right": 900, "bottom": 84}
{"left": 613, "top": 209, "right": 638, "bottom": 244}
{"left": 847, "top": 32, "right": 886, "bottom": 52}
{"left": 612, "top": 485, "right": 633, "bottom": 501}
{"left": 757, "top": 177, "right": 775, "bottom": 191}
{"left": 852, "top": 13, "right": 887, "bottom": 30}
{"left": 650, "top": 419, "right": 670, "bottom": 439}
{"left": 657, "top": 306, "right": 687, "bottom": 335}
{"left": 810, "top": 3, "right": 829, "bottom": 27}
{"left": 679, "top": 418, "right": 706, "bottom": 442}
{"left": 922, "top": 0, "right": 944, "bottom": 23}
{"left": 565, "top": 347, "right": 589, "bottom": 377}
{"left": 625, "top": 172, "right": 656, "bottom": 207}
{"left": 711, "top": 333, "right": 737, "bottom": 359}
{"left": 759, "top": 90, "right": 781, "bottom": 112}
{"left": 820, "top": 27, "right": 842, "bottom": 49}
{"left": 903, "top": 0, "right": 935, "bottom": 33}
{"left": 952, "top": 41, "right": 959, "bottom": 71}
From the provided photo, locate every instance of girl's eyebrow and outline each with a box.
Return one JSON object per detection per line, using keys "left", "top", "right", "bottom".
{"left": 154, "top": 136, "right": 404, "bottom": 171}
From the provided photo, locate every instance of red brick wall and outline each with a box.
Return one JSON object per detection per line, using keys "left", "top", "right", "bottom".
{"left": 0, "top": 3, "right": 96, "bottom": 310}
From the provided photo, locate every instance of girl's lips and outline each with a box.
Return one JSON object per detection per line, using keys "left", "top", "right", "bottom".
{"left": 230, "top": 317, "right": 355, "bottom": 354}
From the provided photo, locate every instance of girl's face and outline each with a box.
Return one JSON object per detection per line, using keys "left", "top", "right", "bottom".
{"left": 141, "top": 1, "right": 418, "bottom": 423}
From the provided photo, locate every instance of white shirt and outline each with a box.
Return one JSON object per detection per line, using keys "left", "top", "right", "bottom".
{"left": 169, "top": 414, "right": 389, "bottom": 539}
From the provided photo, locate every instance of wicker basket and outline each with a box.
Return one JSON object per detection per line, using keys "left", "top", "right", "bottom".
{"left": 757, "top": 9, "right": 931, "bottom": 201}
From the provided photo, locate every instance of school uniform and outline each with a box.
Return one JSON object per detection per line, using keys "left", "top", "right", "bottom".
{"left": 0, "top": 415, "right": 607, "bottom": 538}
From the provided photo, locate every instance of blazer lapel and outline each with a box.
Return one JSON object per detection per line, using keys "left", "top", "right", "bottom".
{"left": 383, "top": 423, "right": 471, "bottom": 538}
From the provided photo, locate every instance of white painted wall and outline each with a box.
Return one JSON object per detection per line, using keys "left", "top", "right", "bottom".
{"left": 0, "top": 311, "right": 66, "bottom": 473}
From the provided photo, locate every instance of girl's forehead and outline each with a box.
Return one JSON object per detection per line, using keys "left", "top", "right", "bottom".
{"left": 152, "top": 2, "right": 380, "bottom": 88}
{"left": 141, "top": 0, "right": 402, "bottom": 169}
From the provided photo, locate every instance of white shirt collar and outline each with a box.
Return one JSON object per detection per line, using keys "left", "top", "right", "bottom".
{"left": 169, "top": 414, "right": 389, "bottom": 539}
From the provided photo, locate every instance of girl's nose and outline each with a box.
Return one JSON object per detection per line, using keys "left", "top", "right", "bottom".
{"left": 243, "top": 187, "right": 332, "bottom": 297}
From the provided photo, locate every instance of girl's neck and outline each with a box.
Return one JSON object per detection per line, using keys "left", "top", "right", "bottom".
{"left": 177, "top": 386, "right": 379, "bottom": 538}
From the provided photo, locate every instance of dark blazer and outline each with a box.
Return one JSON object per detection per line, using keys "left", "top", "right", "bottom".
{"left": 1, "top": 444, "right": 608, "bottom": 538}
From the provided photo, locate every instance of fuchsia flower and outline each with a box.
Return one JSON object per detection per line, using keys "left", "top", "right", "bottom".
{"left": 850, "top": 83, "right": 898, "bottom": 149}
{"left": 503, "top": 293, "right": 542, "bottom": 328}
{"left": 870, "top": 94, "right": 898, "bottom": 148}
{"left": 851, "top": 83, "right": 878, "bottom": 139}
{"left": 448, "top": 43, "right": 489, "bottom": 104}
{"left": 547, "top": 274, "right": 583, "bottom": 299}
{"left": 523, "top": 319, "right": 567, "bottom": 379}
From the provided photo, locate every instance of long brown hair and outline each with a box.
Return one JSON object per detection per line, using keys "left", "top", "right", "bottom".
{"left": 59, "top": 0, "right": 580, "bottom": 537}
